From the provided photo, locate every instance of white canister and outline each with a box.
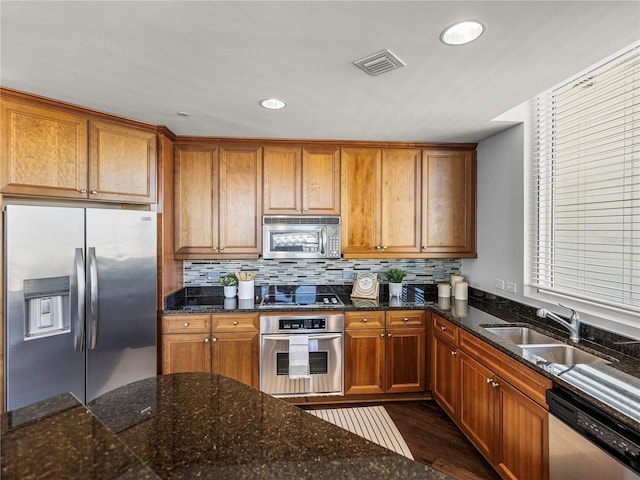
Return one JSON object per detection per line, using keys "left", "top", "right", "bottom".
{"left": 454, "top": 281, "right": 468, "bottom": 300}
{"left": 223, "top": 285, "right": 237, "bottom": 299}
{"left": 238, "top": 280, "right": 255, "bottom": 300}
{"left": 450, "top": 275, "right": 464, "bottom": 296}
{"left": 438, "top": 283, "right": 451, "bottom": 297}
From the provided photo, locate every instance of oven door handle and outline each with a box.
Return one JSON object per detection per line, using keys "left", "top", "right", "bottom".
{"left": 261, "top": 333, "right": 343, "bottom": 341}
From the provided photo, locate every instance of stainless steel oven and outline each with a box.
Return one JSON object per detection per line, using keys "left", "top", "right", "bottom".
{"left": 260, "top": 313, "right": 344, "bottom": 397}
{"left": 262, "top": 216, "right": 341, "bottom": 259}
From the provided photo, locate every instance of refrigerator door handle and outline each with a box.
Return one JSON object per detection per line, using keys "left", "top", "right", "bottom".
{"left": 74, "top": 248, "right": 86, "bottom": 352}
{"left": 88, "top": 247, "right": 99, "bottom": 350}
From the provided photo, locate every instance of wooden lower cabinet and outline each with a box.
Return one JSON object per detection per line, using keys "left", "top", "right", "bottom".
{"left": 345, "top": 311, "right": 425, "bottom": 395}
{"left": 161, "top": 314, "right": 259, "bottom": 388}
{"left": 431, "top": 314, "right": 550, "bottom": 480}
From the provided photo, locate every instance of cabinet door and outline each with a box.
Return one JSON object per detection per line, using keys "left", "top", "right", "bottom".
{"left": 173, "top": 143, "right": 219, "bottom": 257}
{"left": 219, "top": 144, "right": 262, "bottom": 254}
{"left": 161, "top": 334, "right": 212, "bottom": 374}
{"left": 88, "top": 120, "right": 157, "bottom": 203}
{"left": 421, "top": 149, "right": 476, "bottom": 256}
{"left": 344, "top": 328, "right": 385, "bottom": 394}
{"left": 212, "top": 332, "right": 259, "bottom": 388}
{"left": 380, "top": 149, "right": 421, "bottom": 253}
{"left": 494, "top": 379, "right": 549, "bottom": 480}
{"left": 385, "top": 327, "right": 426, "bottom": 393}
{"left": 340, "top": 148, "right": 380, "bottom": 254}
{"left": 458, "top": 351, "right": 496, "bottom": 461}
{"left": 263, "top": 146, "right": 302, "bottom": 215}
{"left": 0, "top": 98, "right": 88, "bottom": 198}
{"left": 302, "top": 147, "right": 340, "bottom": 215}
{"left": 432, "top": 333, "right": 458, "bottom": 419}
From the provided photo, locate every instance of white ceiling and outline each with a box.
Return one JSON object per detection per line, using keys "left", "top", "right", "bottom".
{"left": 1, "top": 1, "right": 639, "bottom": 143}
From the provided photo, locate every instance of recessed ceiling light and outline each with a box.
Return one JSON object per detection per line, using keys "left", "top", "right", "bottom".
{"left": 440, "top": 20, "right": 485, "bottom": 46}
{"left": 259, "top": 98, "right": 287, "bottom": 110}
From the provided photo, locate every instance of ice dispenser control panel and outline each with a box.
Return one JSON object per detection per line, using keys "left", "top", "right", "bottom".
{"left": 23, "top": 276, "right": 71, "bottom": 340}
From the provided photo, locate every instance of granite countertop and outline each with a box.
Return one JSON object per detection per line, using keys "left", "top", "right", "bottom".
{"left": 163, "top": 283, "right": 640, "bottom": 431}
{"left": 1, "top": 373, "right": 449, "bottom": 480}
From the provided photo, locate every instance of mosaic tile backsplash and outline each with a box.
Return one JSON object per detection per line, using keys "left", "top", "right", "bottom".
{"left": 183, "top": 258, "right": 461, "bottom": 286}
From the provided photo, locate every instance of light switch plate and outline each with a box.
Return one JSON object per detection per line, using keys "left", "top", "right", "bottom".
{"left": 506, "top": 282, "right": 516, "bottom": 293}
{"left": 495, "top": 279, "right": 505, "bottom": 290}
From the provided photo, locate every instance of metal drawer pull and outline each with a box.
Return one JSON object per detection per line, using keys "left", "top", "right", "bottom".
{"left": 204, "top": 338, "right": 209, "bottom": 343}
{"left": 490, "top": 381, "right": 499, "bottom": 388}
{"left": 403, "top": 317, "right": 409, "bottom": 322}
{"left": 184, "top": 322, "right": 189, "bottom": 327}
{"left": 233, "top": 321, "right": 238, "bottom": 326}
{"left": 363, "top": 318, "right": 368, "bottom": 323}
{"left": 451, "top": 351, "right": 457, "bottom": 356}
{"left": 441, "top": 325, "right": 447, "bottom": 330}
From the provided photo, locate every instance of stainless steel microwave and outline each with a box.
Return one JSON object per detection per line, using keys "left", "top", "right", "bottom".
{"left": 262, "top": 216, "right": 341, "bottom": 259}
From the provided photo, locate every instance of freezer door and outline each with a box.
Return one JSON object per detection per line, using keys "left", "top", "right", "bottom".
{"left": 4, "top": 205, "right": 86, "bottom": 411}
{"left": 85, "top": 209, "right": 157, "bottom": 402}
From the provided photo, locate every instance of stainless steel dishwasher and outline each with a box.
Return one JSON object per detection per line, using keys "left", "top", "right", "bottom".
{"left": 547, "top": 388, "right": 639, "bottom": 480}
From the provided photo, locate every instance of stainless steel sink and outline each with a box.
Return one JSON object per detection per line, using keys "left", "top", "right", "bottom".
{"left": 521, "top": 345, "right": 608, "bottom": 365}
{"left": 483, "top": 326, "right": 562, "bottom": 345}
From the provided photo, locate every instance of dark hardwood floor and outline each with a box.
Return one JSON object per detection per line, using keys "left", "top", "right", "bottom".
{"left": 303, "top": 400, "right": 500, "bottom": 480}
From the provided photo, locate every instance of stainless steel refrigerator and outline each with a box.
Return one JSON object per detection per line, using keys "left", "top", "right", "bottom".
{"left": 4, "top": 204, "right": 157, "bottom": 411}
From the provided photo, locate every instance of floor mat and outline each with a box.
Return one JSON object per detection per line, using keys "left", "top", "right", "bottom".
{"left": 308, "top": 405, "right": 414, "bottom": 459}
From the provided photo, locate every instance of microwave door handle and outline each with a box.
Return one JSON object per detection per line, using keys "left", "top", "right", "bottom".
{"left": 320, "top": 229, "right": 326, "bottom": 255}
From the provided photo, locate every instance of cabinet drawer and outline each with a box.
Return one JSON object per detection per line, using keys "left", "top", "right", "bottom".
{"left": 163, "top": 315, "right": 211, "bottom": 334}
{"left": 212, "top": 313, "right": 259, "bottom": 332}
{"left": 459, "top": 330, "right": 553, "bottom": 407}
{"left": 386, "top": 310, "right": 425, "bottom": 328}
{"left": 345, "top": 311, "right": 385, "bottom": 329}
{"left": 433, "top": 314, "right": 458, "bottom": 343}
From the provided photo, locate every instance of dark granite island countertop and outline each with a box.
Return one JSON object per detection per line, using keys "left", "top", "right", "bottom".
{"left": 2, "top": 373, "right": 450, "bottom": 480}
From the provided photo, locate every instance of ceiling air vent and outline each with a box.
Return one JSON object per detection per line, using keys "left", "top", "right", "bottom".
{"left": 353, "top": 49, "right": 406, "bottom": 76}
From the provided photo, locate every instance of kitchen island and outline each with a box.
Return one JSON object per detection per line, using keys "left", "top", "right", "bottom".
{"left": 1, "top": 372, "right": 449, "bottom": 480}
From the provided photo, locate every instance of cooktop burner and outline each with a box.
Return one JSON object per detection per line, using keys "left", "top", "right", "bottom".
{"left": 259, "top": 287, "right": 344, "bottom": 308}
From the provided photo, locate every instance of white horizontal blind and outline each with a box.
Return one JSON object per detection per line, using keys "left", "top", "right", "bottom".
{"left": 530, "top": 45, "right": 640, "bottom": 314}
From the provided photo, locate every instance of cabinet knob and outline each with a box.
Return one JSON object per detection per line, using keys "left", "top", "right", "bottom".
{"left": 380, "top": 333, "right": 385, "bottom": 338}
{"left": 233, "top": 321, "right": 238, "bottom": 326}
{"left": 403, "top": 317, "right": 409, "bottom": 322}
{"left": 220, "top": 246, "right": 225, "bottom": 251}
{"left": 490, "top": 381, "right": 499, "bottom": 388}
{"left": 382, "top": 246, "right": 388, "bottom": 249}
{"left": 183, "top": 322, "right": 189, "bottom": 327}
{"left": 387, "top": 333, "right": 392, "bottom": 338}
{"left": 422, "top": 246, "right": 427, "bottom": 250}
{"left": 212, "top": 337, "right": 218, "bottom": 343}
{"left": 204, "top": 338, "right": 209, "bottom": 343}
{"left": 363, "top": 318, "right": 368, "bottom": 323}
{"left": 451, "top": 351, "right": 457, "bottom": 356}
{"left": 440, "top": 325, "right": 447, "bottom": 331}
{"left": 212, "top": 246, "right": 218, "bottom": 251}
{"left": 90, "top": 190, "right": 98, "bottom": 195}
{"left": 376, "top": 246, "right": 382, "bottom": 250}
{"left": 79, "top": 189, "right": 87, "bottom": 194}
{"left": 303, "top": 208, "right": 308, "bottom": 212}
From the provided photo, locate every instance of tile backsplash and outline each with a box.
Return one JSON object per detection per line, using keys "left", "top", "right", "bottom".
{"left": 183, "top": 258, "right": 461, "bottom": 286}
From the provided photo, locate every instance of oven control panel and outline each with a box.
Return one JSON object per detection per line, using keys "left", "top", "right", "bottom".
{"left": 279, "top": 318, "right": 326, "bottom": 330}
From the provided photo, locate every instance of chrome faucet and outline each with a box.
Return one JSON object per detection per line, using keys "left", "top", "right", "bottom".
{"left": 536, "top": 304, "right": 581, "bottom": 342}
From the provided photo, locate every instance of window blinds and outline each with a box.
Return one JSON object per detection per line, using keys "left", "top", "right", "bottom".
{"left": 530, "top": 45, "right": 640, "bottom": 314}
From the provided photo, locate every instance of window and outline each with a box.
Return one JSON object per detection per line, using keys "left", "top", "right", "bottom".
{"left": 529, "top": 44, "right": 639, "bottom": 320}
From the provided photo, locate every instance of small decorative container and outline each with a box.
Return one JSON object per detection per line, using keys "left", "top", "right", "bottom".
{"left": 223, "top": 286, "right": 237, "bottom": 298}
{"left": 238, "top": 280, "right": 254, "bottom": 300}
{"left": 389, "top": 282, "right": 403, "bottom": 297}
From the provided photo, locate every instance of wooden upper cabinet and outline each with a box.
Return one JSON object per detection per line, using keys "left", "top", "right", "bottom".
{"left": 174, "top": 143, "right": 219, "bottom": 256}
{"left": 1, "top": 98, "right": 89, "bottom": 198}
{"left": 422, "top": 149, "right": 476, "bottom": 256}
{"left": 0, "top": 94, "right": 157, "bottom": 204}
{"left": 263, "top": 145, "right": 340, "bottom": 215}
{"left": 219, "top": 144, "right": 262, "bottom": 255}
{"left": 88, "top": 120, "right": 157, "bottom": 203}
{"left": 174, "top": 142, "right": 262, "bottom": 259}
{"left": 341, "top": 147, "right": 420, "bottom": 256}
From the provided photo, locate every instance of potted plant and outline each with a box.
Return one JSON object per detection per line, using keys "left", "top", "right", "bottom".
{"left": 221, "top": 273, "right": 238, "bottom": 298}
{"left": 385, "top": 269, "right": 405, "bottom": 297}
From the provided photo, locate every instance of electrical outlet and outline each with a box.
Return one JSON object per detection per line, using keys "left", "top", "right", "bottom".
{"left": 495, "top": 279, "right": 505, "bottom": 290}
{"left": 506, "top": 281, "right": 516, "bottom": 293}
{"left": 206, "top": 272, "right": 220, "bottom": 282}
{"left": 342, "top": 270, "right": 355, "bottom": 279}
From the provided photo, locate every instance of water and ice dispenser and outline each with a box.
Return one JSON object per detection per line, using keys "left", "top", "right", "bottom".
{"left": 23, "top": 276, "right": 70, "bottom": 339}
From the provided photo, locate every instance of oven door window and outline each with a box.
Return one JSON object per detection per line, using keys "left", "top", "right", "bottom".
{"left": 276, "top": 352, "right": 328, "bottom": 375}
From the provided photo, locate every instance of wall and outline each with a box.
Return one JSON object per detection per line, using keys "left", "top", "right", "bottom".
{"left": 462, "top": 123, "right": 524, "bottom": 296}
{"left": 184, "top": 258, "right": 460, "bottom": 286}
